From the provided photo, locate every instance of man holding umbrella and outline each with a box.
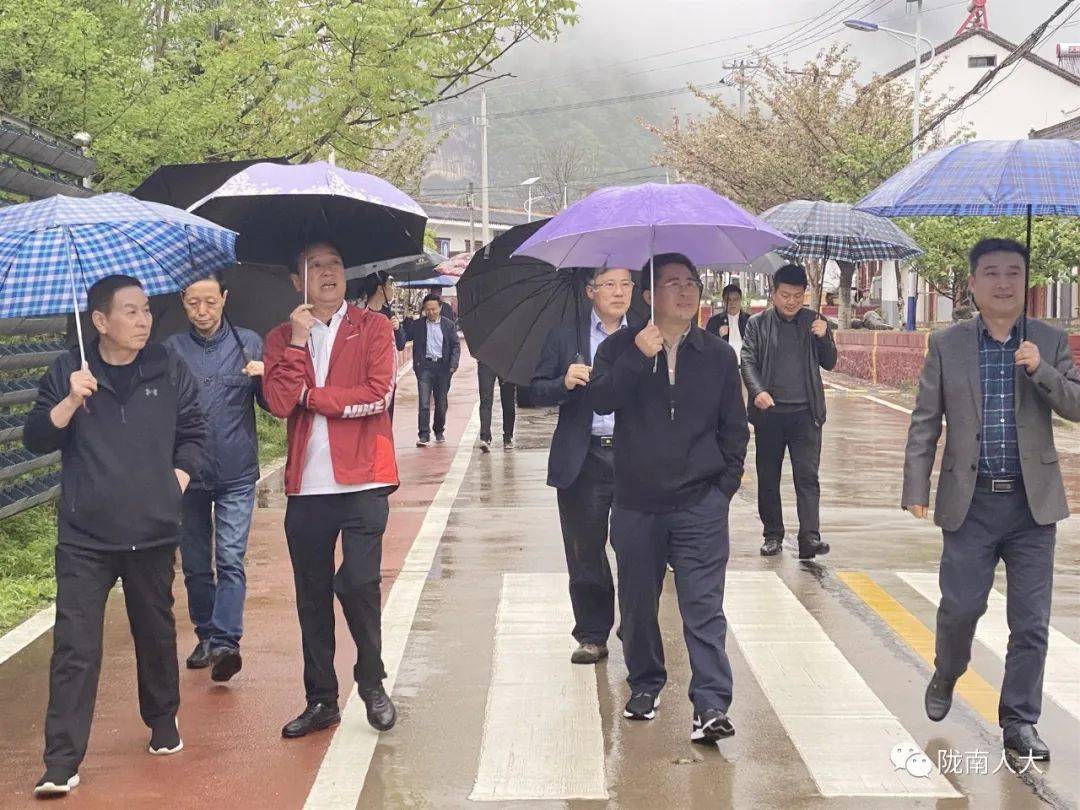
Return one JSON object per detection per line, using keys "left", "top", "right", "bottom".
{"left": 589, "top": 254, "right": 748, "bottom": 745}
{"left": 25, "top": 275, "right": 206, "bottom": 797}
{"left": 530, "top": 266, "right": 635, "bottom": 665}
{"left": 263, "top": 241, "right": 399, "bottom": 739}
{"left": 741, "top": 264, "right": 835, "bottom": 560}
{"left": 903, "top": 238, "right": 1080, "bottom": 761}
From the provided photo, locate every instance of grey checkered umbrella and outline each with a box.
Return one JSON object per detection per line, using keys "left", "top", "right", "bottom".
{"left": 760, "top": 200, "right": 923, "bottom": 263}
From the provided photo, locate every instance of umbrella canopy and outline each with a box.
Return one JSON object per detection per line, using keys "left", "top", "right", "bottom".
{"left": 345, "top": 250, "right": 444, "bottom": 284}
{"left": 0, "top": 193, "right": 236, "bottom": 320}
{"left": 398, "top": 274, "right": 459, "bottom": 288}
{"left": 760, "top": 200, "right": 923, "bottom": 263}
{"left": 130, "top": 157, "right": 290, "bottom": 210}
{"left": 433, "top": 252, "right": 473, "bottom": 277}
{"left": 513, "top": 183, "right": 793, "bottom": 269}
{"left": 458, "top": 220, "right": 649, "bottom": 386}
{"left": 709, "top": 252, "right": 786, "bottom": 277}
{"left": 854, "top": 139, "right": 1080, "bottom": 217}
{"left": 189, "top": 161, "right": 427, "bottom": 269}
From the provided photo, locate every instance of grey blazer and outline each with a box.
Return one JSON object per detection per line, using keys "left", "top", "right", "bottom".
{"left": 902, "top": 317, "right": 1080, "bottom": 531}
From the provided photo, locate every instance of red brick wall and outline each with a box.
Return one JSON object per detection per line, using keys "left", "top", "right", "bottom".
{"left": 834, "top": 331, "right": 1080, "bottom": 386}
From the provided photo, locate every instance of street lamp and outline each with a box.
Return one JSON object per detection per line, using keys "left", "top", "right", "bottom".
{"left": 844, "top": 10, "right": 935, "bottom": 162}
{"left": 520, "top": 176, "right": 541, "bottom": 222}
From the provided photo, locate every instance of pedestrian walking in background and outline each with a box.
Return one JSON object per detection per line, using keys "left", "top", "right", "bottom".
{"left": 355, "top": 270, "right": 407, "bottom": 418}
{"left": 25, "top": 275, "right": 206, "bottom": 797}
{"left": 530, "top": 266, "right": 635, "bottom": 665}
{"left": 705, "top": 283, "right": 750, "bottom": 362}
{"left": 263, "top": 241, "right": 400, "bottom": 740}
{"left": 902, "top": 238, "right": 1080, "bottom": 762}
{"left": 741, "top": 264, "right": 835, "bottom": 560}
{"left": 407, "top": 293, "right": 459, "bottom": 447}
{"left": 164, "top": 274, "right": 265, "bottom": 683}
{"left": 589, "top": 254, "right": 748, "bottom": 746}
{"left": 477, "top": 361, "right": 516, "bottom": 453}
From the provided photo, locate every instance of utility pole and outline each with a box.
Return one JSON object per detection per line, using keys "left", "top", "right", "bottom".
{"left": 480, "top": 90, "right": 490, "bottom": 246}
{"left": 722, "top": 59, "right": 759, "bottom": 117}
{"left": 562, "top": 182, "right": 568, "bottom": 210}
{"left": 467, "top": 181, "right": 476, "bottom": 252}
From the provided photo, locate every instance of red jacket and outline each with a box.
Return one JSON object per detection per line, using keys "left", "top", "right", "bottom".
{"left": 263, "top": 304, "right": 399, "bottom": 495}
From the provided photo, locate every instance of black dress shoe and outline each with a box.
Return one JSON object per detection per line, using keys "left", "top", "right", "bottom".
{"left": 798, "top": 538, "right": 830, "bottom": 560}
{"left": 1004, "top": 724, "right": 1050, "bottom": 761}
{"left": 360, "top": 685, "right": 397, "bottom": 731}
{"left": 186, "top": 640, "right": 212, "bottom": 669}
{"left": 281, "top": 702, "right": 341, "bottom": 739}
{"left": 760, "top": 538, "right": 783, "bottom": 556}
{"left": 924, "top": 672, "right": 956, "bottom": 721}
{"left": 210, "top": 647, "right": 243, "bottom": 683}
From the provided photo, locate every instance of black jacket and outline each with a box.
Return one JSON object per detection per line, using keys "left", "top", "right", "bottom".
{"left": 407, "top": 317, "right": 460, "bottom": 373}
{"left": 24, "top": 341, "right": 207, "bottom": 552}
{"left": 529, "top": 321, "right": 597, "bottom": 489}
{"left": 740, "top": 307, "right": 837, "bottom": 428}
{"left": 705, "top": 310, "right": 750, "bottom": 343}
{"left": 587, "top": 325, "right": 749, "bottom": 513}
{"left": 379, "top": 304, "right": 408, "bottom": 351}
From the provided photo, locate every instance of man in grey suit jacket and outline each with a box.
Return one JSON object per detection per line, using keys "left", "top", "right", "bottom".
{"left": 902, "top": 238, "right": 1080, "bottom": 762}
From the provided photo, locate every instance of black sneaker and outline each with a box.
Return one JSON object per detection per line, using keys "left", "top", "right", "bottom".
{"left": 623, "top": 692, "right": 660, "bottom": 721}
{"left": 281, "top": 701, "right": 341, "bottom": 739}
{"left": 148, "top": 718, "right": 183, "bottom": 755}
{"left": 760, "top": 538, "right": 783, "bottom": 556}
{"left": 210, "top": 646, "right": 242, "bottom": 683}
{"left": 435, "top": 433, "right": 446, "bottom": 443}
{"left": 186, "top": 640, "right": 212, "bottom": 669}
{"left": 503, "top": 437, "right": 514, "bottom": 449}
{"left": 34, "top": 769, "right": 79, "bottom": 798}
{"left": 798, "top": 538, "right": 831, "bottom": 560}
{"left": 359, "top": 685, "right": 397, "bottom": 731}
{"left": 416, "top": 437, "right": 430, "bottom": 448}
{"left": 479, "top": 440, "right": 491, "bottom": 454}
{"left": 691, "top": 709, "right": 735, "bottom": 744}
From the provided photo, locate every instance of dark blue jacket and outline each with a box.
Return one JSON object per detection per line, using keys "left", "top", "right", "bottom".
{"left": 530, "top": 320, "right": 595, "bottom": 489}
{"left": 164, "top": 324, "right": 266, "bottom": 489}
{"left": 407, "top": 317, "right": 460, "bottom": 373}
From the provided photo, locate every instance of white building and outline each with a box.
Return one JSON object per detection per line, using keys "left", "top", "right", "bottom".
{"left": 423, "top": 203, "right": 533, "bottom": 257}
{"left": 884, "top": 28, "right": 1080, "bottom": 140}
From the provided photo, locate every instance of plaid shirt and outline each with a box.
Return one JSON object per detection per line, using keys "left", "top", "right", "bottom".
{"left": 978, "top": 322, "right": 1021, "bottom": 477}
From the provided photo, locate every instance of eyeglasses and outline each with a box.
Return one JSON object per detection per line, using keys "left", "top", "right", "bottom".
{"left": 657, "top": 279, "right": 703, "bottom": 293}
{"left": 590, "top": 280, "right": 635, "bottom": 292}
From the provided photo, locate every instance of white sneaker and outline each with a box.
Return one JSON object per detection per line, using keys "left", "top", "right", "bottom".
{"left": 479, "top": 440, "right": 491, "bottom": 454}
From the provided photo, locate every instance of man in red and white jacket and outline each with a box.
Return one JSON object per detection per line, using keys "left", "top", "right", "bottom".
{"left": 263, "top": 241, "right": 400, "bottom": 739}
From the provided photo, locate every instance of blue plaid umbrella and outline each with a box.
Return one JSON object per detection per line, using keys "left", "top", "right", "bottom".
{"left": 760, "top": 200, "right": 923, "bottom": 264}
{"left": 854, "top": 138, "right": 1080, "bottom": 338}
{"left": 0, "top": 192, "right": 236, "bottom": 361}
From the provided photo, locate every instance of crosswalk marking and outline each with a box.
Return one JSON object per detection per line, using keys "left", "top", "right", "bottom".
{"left": 726, "top": 572, "right": 959, "bottom": 798}
{"left": 838, "top": 572, "right": 1000, "bottom": 725}
{"left": 898, "top": 572, "right": 1080, "bottom": 722}
{"left": 470, "top": 573, "right": 607, "bottom": 801}
{"left": 304, "top": 405, "right": 481, "bottom": 809}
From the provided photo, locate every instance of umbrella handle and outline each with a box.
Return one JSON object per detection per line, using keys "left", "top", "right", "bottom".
{"left": 64, "top": 227, "right": 87, "bottom": 367}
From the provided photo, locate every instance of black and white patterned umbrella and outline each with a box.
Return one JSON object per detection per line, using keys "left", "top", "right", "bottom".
{"left": 760, "top": 200, "right": 923, "bottom": 263}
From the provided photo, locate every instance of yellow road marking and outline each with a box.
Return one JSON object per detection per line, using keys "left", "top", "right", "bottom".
{"left": 838, "top": 571, "right": 1000, "bottom": 726}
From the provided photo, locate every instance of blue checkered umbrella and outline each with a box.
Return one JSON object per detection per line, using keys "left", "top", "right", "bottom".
{"left": 854, "top": 139, "right": 1080, "bottom": 338}
{"left": 0, "top": 192, "right": 236, "bottom": 360}
{"left": 760, "top": 200, "right": 923, "bottom": 264}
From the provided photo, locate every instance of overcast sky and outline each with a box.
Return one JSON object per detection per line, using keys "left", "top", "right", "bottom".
{"left": 482, "top": 0, "right": 1078, "bottom": 113}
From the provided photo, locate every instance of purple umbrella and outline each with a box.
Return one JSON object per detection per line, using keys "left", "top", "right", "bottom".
{"left": 513, "top": 183, "right": 793, "bottom": 273}
{"left": 188, "top": 161, "right": 427, "bottom": 296}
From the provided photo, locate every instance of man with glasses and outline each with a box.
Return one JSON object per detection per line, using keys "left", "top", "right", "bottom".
{"left": 530, "top": 267, "right": 635, "bottom": 664}
{"left": 741, "top": 264, "right": 835, "bottom": 560}
{"left": 589, "top": 254, "right": 748, "bottom": 746}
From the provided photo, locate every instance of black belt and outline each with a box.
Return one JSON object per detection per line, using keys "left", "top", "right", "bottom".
{"left": 975, "top": 475, "right": 1022, "bottom": 493}
{"left": 590, "top": 435, "right": 614, "bottom": 448}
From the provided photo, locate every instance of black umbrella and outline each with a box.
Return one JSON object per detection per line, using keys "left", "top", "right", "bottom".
{"left": 457, "top": 220, "right": 649, "bottom": 387}
{"left": 130, "top": 158, "right": 290, "bottom": 209}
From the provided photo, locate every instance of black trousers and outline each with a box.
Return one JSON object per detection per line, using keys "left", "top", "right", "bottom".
{"left": 416, "top": 359, "right": 451, "bottom": 440}
{"left": 936, "top": 488, "right": 1056, "bottom": 728}
{"left": 611, "top": 486, "right": 733, "bottom": 713}
{"left": 284, "top": 490, "right": 390, "bottom": 703}
{"left": 556, "top": 445, "right": 615, "bottom": 645}
{"left": 753, "top": 408, "right": 822, "bottom": 543}
{"left": 45, "top": 543, "right": 179, "bottom": 772}
{"left": 477, "top": 362, "right": 516, "bottom": 443}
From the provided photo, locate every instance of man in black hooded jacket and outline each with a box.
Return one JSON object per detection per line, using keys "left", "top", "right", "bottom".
{"left": 24, "top": 275, "right": 206, "bottom": 798}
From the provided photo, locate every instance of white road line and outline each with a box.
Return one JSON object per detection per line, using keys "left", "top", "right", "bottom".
{"left": 470, "top": 574, "right": 607, "bottom": 802}
{"left": 824, "top": 381, "right": 915, "bottom": 416}
{"left": 304, "top": 404, "right": 481, "bottom": 810}
{"left": 0, "top": 604, "right": 55, "bottom": 666}
{"left": 726, "top": 572, "right": 959, "bottom": 798}
{"left": 898, "top": 572, "right": 1080, "bottom": 722}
